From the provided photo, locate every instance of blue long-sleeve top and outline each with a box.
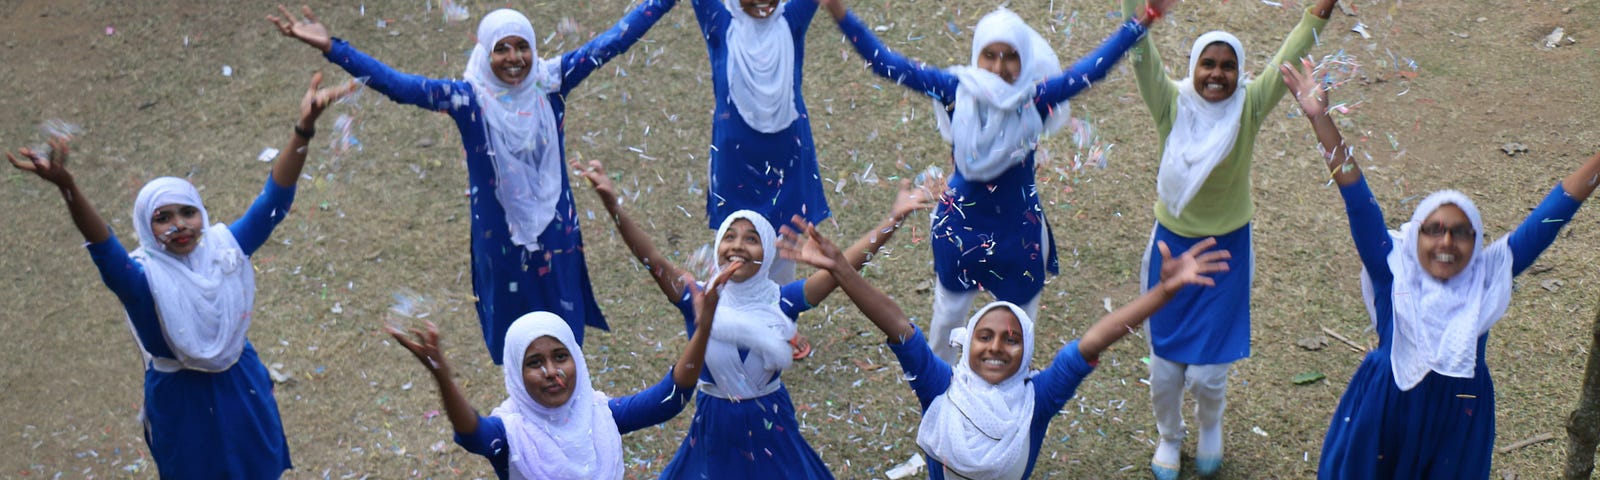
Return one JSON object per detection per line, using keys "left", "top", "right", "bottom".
{"left": 88, "top": 176, "right": 296, "bottom": 360}
{"left": 454, "top": 369, "right": 696, "bottom": 480}
{"left": 1342, "top": 176, "right": 1582, "bottom": 350}
{"left": 835, "top": 11, "right": 1146, "bottom": 301}
{"left": 321, "top": 0, "right": 677, "bottom": 360}
{"left": 693, "top": 0, "right": 831, "bottom": 229}
{"left": 888, "top": 326, "right": 1096, "bottom": 480}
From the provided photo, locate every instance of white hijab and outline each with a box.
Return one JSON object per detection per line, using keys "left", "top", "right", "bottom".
{"left": 128, "top": 177, "right": 254, "bottom": 373}
{"left": 1157, "top": 31, "right": 1248, "bottom": 218}
{"left": 723, "top": 0, "right": 799, "bottom": 133}
{"left": 464, "top": 9, "right": 565, "bottom": 252}
{"left": 703, "top": 211, "right": 794, "bottom": 399}
{"left": 935, "top": 8, "right": 1068, "bottom": 183}
{"left": 1360, "top": 191, "right": 1513, "bottom": 391}
{"left": 916, "top": 302, "right": 1036, "bottom": 480}
{"left": 494, "top": 312, "right": 623, "bottom": 480}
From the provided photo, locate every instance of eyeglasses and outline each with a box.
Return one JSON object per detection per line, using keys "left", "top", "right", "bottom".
{"left": 1419, "top": 222, "right": 1475, "bottom": 242}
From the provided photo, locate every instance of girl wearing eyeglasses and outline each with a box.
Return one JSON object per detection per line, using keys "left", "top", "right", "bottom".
{"left": 1281, "top": 59, "right": 1600, "bottom": 479}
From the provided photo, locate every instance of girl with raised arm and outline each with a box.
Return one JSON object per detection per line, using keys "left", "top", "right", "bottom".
{"left": 691, "top": 0, "right": 830, "bottom": 284}
{"left": 778, "top": 217, "right": 1229, "bottom": 479}
{"left": 573, "top": 158, "right": 933, "bottom": 479}
{"left": 268, "top": 2, "right": 677, "bottom": 361}
{"left": 819, "top": 0, "right": 1174, "bottom": 364}
{"left": 1117, "top": 0, "right": 1337, "bottom": 475}
{"left": 1281, "top": 59, "right": 1600, "bottom": 479}
{"left": 7, "top": 73, "right": 356, "bottom": 478}
{"left": 386, "top": 263, "right": 731, "bottom": 479}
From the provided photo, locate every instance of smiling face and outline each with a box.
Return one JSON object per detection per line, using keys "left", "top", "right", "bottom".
{"left": 967, "top": 308, "right": 1025, "bottom": 384}
{"left": 1191, "top": 42, "right": 1239, "bottom": 103}
{"left": 490, "top": 35, "right": 533, "bottom": 85}
{"left": 738, "top": 0, "right": 777, "bottom": 18}
{"left": 977, "top": 42, "right": 1022, "bottom": 84}
{"left": 150, "top": 203, "right": 204, "bottom": 255}
{"left": 521, "top": 336, "right": 578, "bottom": 408}
{"left": 1416, "top": 204, "right": 1477, "bottom": 281}
{"left": 717, "top": 218, "right": 766, "bottom": 282}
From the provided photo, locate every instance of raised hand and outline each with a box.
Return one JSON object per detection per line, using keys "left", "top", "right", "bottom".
{"left": 299, "top": 71, "right": 361, "bottom": 126}
{"left": 778, "top": 216, "right": 845, "bottom": 271}
{"left": 570, "top": 159, "right": 617, "bottom": 198}
{"left": 268, "top": 4, "right": 333, "bottom": 53}
{"left": 8, "top": 135, "right": 74, "bottom": 187}
{"left": 890, "top": 178, "right": 938, "bottom": 223}
{"left": 1146, "top": 0, "right": 1178, "bottom": 17}
{"left": 1155, "top": 238, "right": 1232, "bottom": 295}
{"left": 1281, "top": 57, "right": 1329, "bottom": 118}
{"left": 689, "top": 260, "right": 741, "bottom": 327}
{"left": 387, "top": 320, "right": 448, "bottom": 372}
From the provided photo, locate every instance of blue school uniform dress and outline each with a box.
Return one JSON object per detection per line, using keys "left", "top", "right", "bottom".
{"left": 659, "top": 280, "right": 831, "bottom": 479}
{"left": 692, "top": 0, "right": 830, "bottom": 229}
{"left": 87, "top": 177, "right": 295, "bottom": 479}
{"left": 1318, "top": 178, "right": 1580, "bottom": 479}
{"left": 835, "top": 13, "right": 1147, "bottom": 304}
{"left": 322, "top": 0, "right": 677, "bottom": 362}
{"left": 455, "top": 371, "right": 695, "bottom": 479}
{"left": 888, "top": 326, "right": 1096, "bottom": 479}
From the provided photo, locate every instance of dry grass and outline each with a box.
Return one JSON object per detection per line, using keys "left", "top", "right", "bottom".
{"left": 1, "top": 0, "right": 1597, "bottom": 478}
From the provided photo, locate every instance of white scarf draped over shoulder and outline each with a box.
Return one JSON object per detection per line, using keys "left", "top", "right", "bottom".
{"left": 1359, "top": 191, "right": 1513, "bottom": 391}
{"left": 1156, "top": 31, "right": 1248, "bottom": 218}
{"left": 723, "top": 0, "right": 799, "bottom": 133}
{"left": 935, "top": 8, "right": 1067, "bottom": 183}
{"left": 701, "top": 211, "right": 794, "bottom": 400}
{"left": 495, "top": 312, "right": 623, "bottom": 480}
{"left": 127, "top": 177, "right": 255, "bottom": 373}
{"left": 916, "top": 301, "right": 1036, "bottom": 480}
{"left": 465, "top": 9, "right": 566, "bottom": 252}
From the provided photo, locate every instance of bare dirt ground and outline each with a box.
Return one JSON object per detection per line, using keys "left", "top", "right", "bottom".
{"left": 2, "top": 0, "right": 1597, "bottom": 478}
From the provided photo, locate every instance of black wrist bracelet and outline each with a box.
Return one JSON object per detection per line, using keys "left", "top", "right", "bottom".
{"left": 294, "top": 124, "right": 315, "bottom": 140}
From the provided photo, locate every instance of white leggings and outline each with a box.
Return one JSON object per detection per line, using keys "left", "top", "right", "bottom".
{"left": 1148, "top": 353, "right": 1230, "bottom": 442}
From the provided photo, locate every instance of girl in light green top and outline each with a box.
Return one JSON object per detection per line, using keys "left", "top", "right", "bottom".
{"left": 1119, "top": 0, "right": 1336, "bottom": 478}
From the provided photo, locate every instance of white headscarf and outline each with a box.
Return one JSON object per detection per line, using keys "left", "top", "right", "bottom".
{"left": 494, "top": 312, "right": 623, "bottom": 480}
{"left": 1156, "top": 31, "right": 1248, "bottom": 217}
{"left": 1360, "top": 191, "right": 1513, "bottom": 391}
{"left": 722, "top": 0, "right": 799, "bottom": 133}
{"left": 916, "top": 301, "right": 1036, "bottom": 480}
{"left": 127, "top": 177, "right": 254, "bottom": 373}
{"left": 935, "top": 8, "right": 1068, "bottom": 183}
{"left": 465, "top": 9, "right": 565, "bottom": 252}
{"left": 702, "top": 211, "right": 794, "bottom": 399}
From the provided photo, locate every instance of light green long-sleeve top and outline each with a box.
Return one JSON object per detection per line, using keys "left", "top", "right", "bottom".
{"left": 1122, "top": 0, "right": 1329, "bottom": 237}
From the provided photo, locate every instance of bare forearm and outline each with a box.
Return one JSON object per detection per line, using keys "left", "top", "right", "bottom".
{"left": 59, "top": 181, "right": 110, "bottom": 244}
{"left": 430, "top": 365, "right": 481, "bottom": 435}
{"left": 1078, "top": 288, "right": 1175, "bottom": 361}
{"left": 1312, "top": 0, "right": 1337, "bottom": 19}
{"left": 271, "top": 123, "right": 315, "bottom": 188}
{"left": 827, "top": 261, "right": 915, "bottom": 343}
{"left": 598, "top": 190, "right": 683, "bottom": 300}
{"left": 804, "top": 214, "right": 906, "bottom": 304}
{"left": 673, "top": 317, "right": 713, "bottom": 388}
{"left": 1561, "top": 150, "right": 1600, "bottom": 202}
{"left": 1306, "top": 113, "right": 1361, "bottom": 186}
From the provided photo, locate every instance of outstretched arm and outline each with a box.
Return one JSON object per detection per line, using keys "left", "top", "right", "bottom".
{"left": 672, "top": 262, "right": 740, "bottom": 388}
{"left": 825, "top": 1, "right": 959, "bottom": 103}
{"left": 1077, "top": 239, "right": 1230, "bottom": 361}
{"left": 559, "top": 0, "right": 680, "bottom": 94}
{"left": 780, "top": 221, "right": 917, "bottom": 343}
{"left": 573, "top": 160, "right": 690, "bottom": 304}
{"left": 796, "top": 178, "right": 938, "bottom": 306}
{"left": 1281, "top": 58, "right": 1359, "bottom": 187}
{"left": 1033, "top": 0, "right": 1172, "bottom": 108}
{"left": 270, "top": 5, "right": 462, "bottom": 111}
{"left": 9, "top": 136, "right": 109, "bottom": 245}
{"left": 387, "top": 321, "right": 480, "bottom": 435}
{"left": 1246, "top": 0, "right": 1336, "bottom": 120}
